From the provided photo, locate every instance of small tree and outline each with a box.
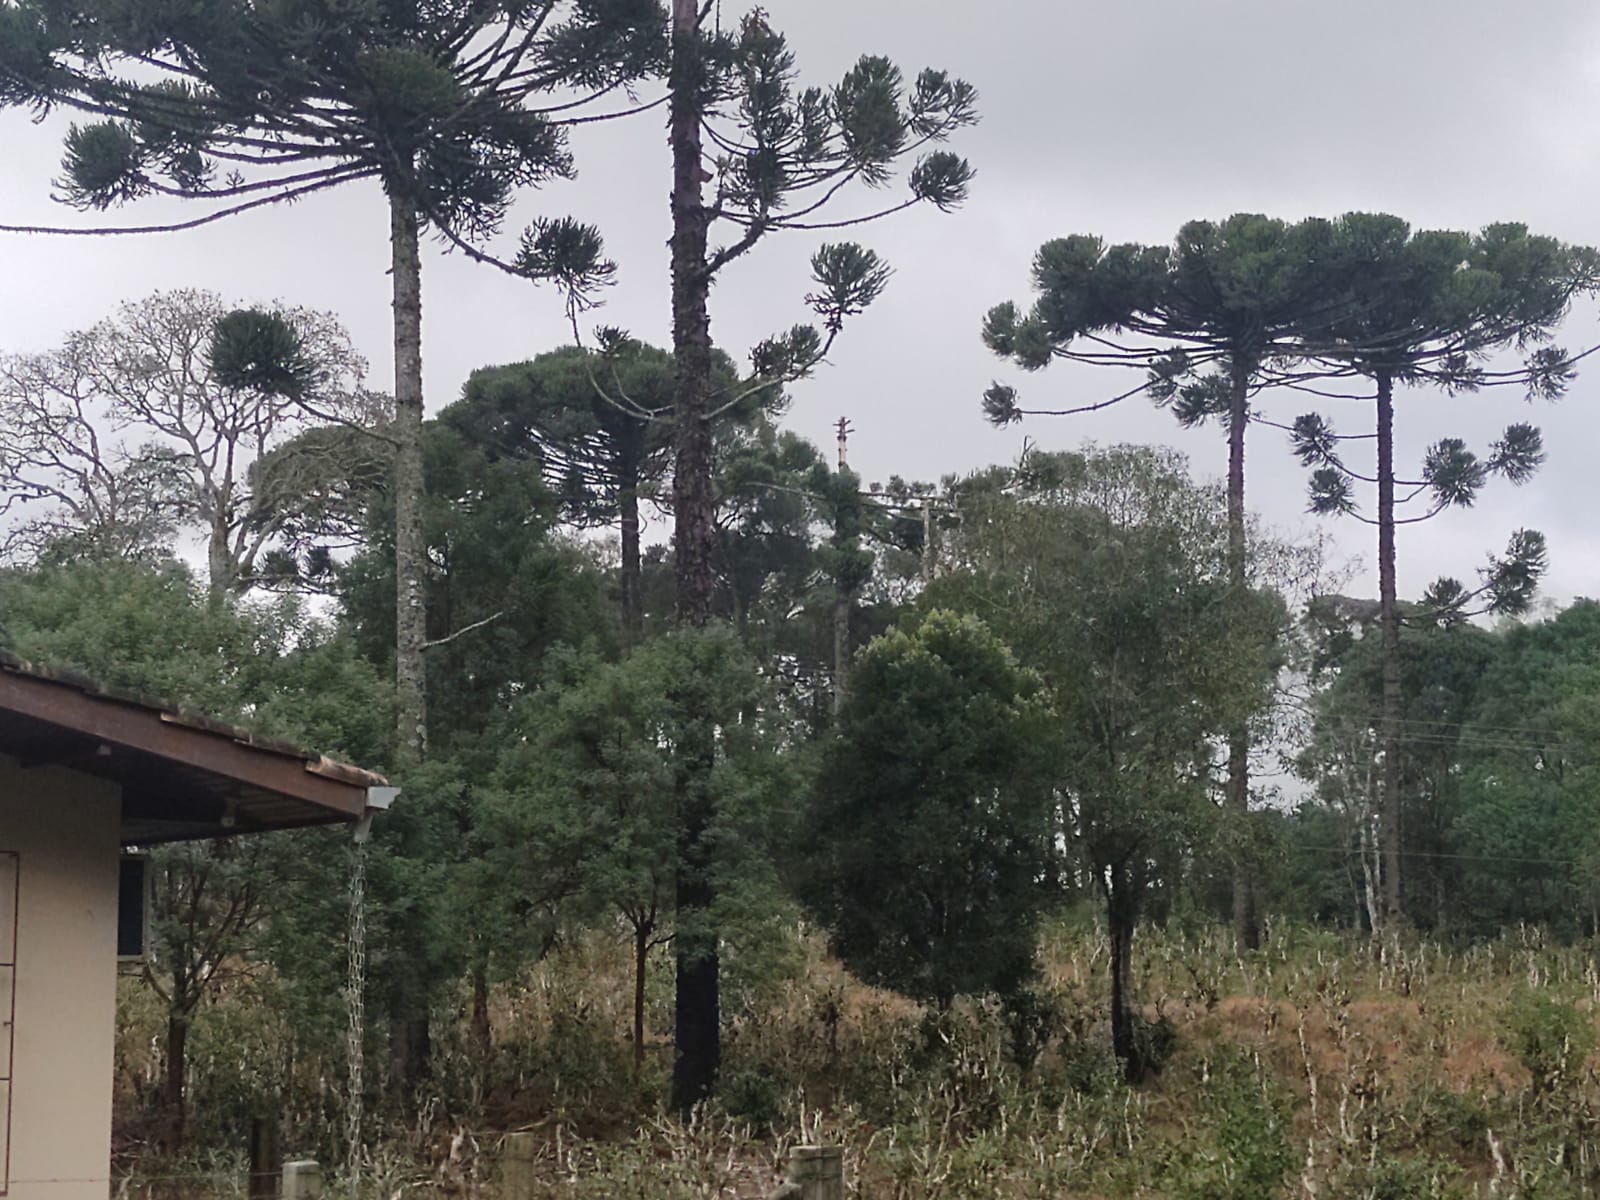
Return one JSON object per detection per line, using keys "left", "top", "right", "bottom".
{"left": 485, "top": 629, "right": 795, "bottom": 1075}
{"left": 799, "top": 610, "right": 1057, "bottom": 1012}
{"left": 929, "top": 446, "right": 1283, "bottom": 1078}
{"left": 333, "top": 419, "right": 616, "bottom": 1083}
{"left": 0, "top": 289, "right": 379, "bottom": 601}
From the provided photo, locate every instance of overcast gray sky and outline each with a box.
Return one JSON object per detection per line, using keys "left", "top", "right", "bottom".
{"left": 4, "top": 0, "right": 1600, "bottom": 606}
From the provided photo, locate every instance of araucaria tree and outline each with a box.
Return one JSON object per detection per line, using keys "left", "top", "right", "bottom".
{"left": 452, "top": 340, "right": 676, "bottom": 642}
{"left": 0, "top": 289, "right": 378, "bottom": 602}
{"left": 0, "top": 0, "right": 664, "bottom": 758}
{"left": 657, "top": 2, "right": 976, "bottom": 1109}
{"left": 450, "top": 336, "right": 751, "bottom": 642}
{"left": 663, "top": 5, "right": 975, "bottom": 624}
{"left": 981, "top": 214, "right": 1339, "bottom": 953}
{"left": 1286, "top": 215, "right": 1599, "bottom": 924}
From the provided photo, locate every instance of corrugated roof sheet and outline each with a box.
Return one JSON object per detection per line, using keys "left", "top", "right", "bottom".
{"left": 0, "top": 649, "right": 387, "bottom": 789}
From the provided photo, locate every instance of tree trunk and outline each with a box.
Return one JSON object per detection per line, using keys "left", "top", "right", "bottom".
{"left": 1226, "top": 357, "right": 1257, "bottom": 953}
{"left": 669, "top": 5, "right": 716, "bottom": 630}
{"left": 248, "top": 1115, "right": 280, "bottom": 1200}
{"left": 1104, "top": 866, "right": 1141, "bottom": 1082}
{"left": 619, "top": 459, "right": 643, "bottom": 643}
{"left": 470, "top": 964, "right": 491, "bottom": 1061}
{"left": 672, "top": 781, "right": 719, "bottom": 1113}
{"left": 1375, "top": 369, "right": 1403, "bottom": 925}
{"left": 922, "top": 501, "right": 935, "bottom": 585}
{"left": 164, "top": 1011, "right": 189, "bottom": 1149}
{"left": 390, "top": 1013, "right": 433, "bottom": 1095}
{"left": 387, "top": 189, "right": 433, "bottom": 1096}
{"left": 668, "top": 0, "right": 721, "bottom": 1115}
{"left": 206, "top": 515, "right": 233, "bottom": 609}
{"left": 1042, "top": 800, "right": 1064, "bottom": 896}
{"left": 390, "top": 189, "right": 428, "bottom": 764}
{"left": 1359, "top": 791, "right": 1382, "bottom": 936}
{"left": 832, "top": 589, "right": 850, "bottom": 716}
{"left": 632, "top": 918, "right": 652, "bottom": 1077}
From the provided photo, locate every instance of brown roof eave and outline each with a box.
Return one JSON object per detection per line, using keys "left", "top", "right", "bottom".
{"left": 0, "top": 659, "right": 378, "bottom": 821}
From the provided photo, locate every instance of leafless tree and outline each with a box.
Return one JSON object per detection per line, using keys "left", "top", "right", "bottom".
{"left": 0, "top": 289, "right": 387, "bottom": 601}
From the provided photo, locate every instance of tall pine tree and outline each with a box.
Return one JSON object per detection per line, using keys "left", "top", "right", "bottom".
{"left": 982, "top": 214, "right": 1340, "bottom": 951}
{"left": 659, "top": 3, "right": 976, "bottom": 1109}
{"left": 1288, "top": 215, "right": 1598, "bottom": 923}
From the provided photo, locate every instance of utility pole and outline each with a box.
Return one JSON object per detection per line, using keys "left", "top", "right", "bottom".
{"left": 832, "top": 417, "right": 855, "bottom": 717}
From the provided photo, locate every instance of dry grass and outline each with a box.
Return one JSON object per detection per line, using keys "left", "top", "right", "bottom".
{"left": 117, "top": 917, "right": 1600, "bottom": 1198}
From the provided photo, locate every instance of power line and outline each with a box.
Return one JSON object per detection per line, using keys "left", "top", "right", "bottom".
{"left": 1311, "top": 712, "right": 1584, "bottom": 740}
{"left": 1288, "top": 844, "right": 1592, "bottom": 869}
{"left": 1303, "top": 714, "right": 1587, "bottom": 753}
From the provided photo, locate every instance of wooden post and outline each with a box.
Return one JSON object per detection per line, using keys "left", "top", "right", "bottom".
{"left": 501, "top": 1131, "right": 539, "bottom": 1200}
{"left": 248, "top": 1115, "right": 280, "bottom": 1200}
{"left": 784, "top": 1146, "right": 844, "bottom": 1200}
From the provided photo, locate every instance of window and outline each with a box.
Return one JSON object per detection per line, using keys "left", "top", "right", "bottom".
{"left": 117, "top": 854, "right": 148, "bottom": 961}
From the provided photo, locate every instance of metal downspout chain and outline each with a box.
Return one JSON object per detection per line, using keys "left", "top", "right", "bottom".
{"left": 345, "top": 838, "right": 368, "bottom": 1192}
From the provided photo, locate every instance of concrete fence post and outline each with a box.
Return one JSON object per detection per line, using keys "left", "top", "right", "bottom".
{"left": 281, "top": 1160, "right": 323, "bottom": 1200}
{"left": 501, "top": 1131, "right": 539, "bottom": 1200}
{"left": 780, "top": 1145, "right": 845, "bottom": 1200}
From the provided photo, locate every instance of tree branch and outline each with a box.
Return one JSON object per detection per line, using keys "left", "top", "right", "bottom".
{"left": 423, "top": 610, "right": 507, "bottom": 649}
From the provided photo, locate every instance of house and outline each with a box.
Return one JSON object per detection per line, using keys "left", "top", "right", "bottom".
{"left": 0, "top": 651, "right": 393, "bottom": 1200}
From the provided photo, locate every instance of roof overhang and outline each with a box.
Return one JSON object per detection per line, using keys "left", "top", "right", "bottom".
{"left": 0, "top": 655, "right": 389, "bottom": 846}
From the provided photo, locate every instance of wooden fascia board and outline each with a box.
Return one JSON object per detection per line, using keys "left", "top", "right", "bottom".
{"left": 0, "top": 672, "right": 367, "bottom": 819}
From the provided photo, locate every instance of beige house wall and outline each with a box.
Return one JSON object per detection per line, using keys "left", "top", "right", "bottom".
{"left": 0, "top": 754, "right": 121, "bottom": 1200}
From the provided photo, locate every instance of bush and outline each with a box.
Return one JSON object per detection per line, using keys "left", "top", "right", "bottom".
{"left": 1326, "top": 1157, "right": 1470, "bottom": 1200}
{"left": 1167, "top": 1048, "right": 1292, "bottom": 1200}
{"left": 1132, "top": 1010, "right": 1179, "bottom": 1077}
{"left": 1501, "top": 989, "right": 1595, "bottom": 1096}
{"left": 1414, "top": 1086, "right": 1492, "bottom": 1153}
{"left": 1000, "top": 985, "right": 1062, "bottom": 1071}
{"left": 715, "top": 1064, "right": 787, "bottom": 1133}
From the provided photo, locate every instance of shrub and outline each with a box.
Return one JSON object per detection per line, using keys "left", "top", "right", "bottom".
{"left": 1167, "top": 1048, "right": 1292, "bottom": 1200}
{"left": 1501, "top": 989, "right": 1595, "bottom": 1096}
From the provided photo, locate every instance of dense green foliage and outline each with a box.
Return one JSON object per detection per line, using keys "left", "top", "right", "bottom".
{"left": 1284, "top": 598, "right": 1600, "bottom": 939}
{"left": 800, "top": 611, "right": 1057, "bottom": 1010}
{"left": 925, "top": 446, "right": 1285, "bottom": 1076}
{"left": 7, "top": 377, "right": 1600, "bottom": 1173}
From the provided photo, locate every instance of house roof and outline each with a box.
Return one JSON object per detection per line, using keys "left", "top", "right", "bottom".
{"left": 0, "top": 650, "right": 388, "bottom": 845}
